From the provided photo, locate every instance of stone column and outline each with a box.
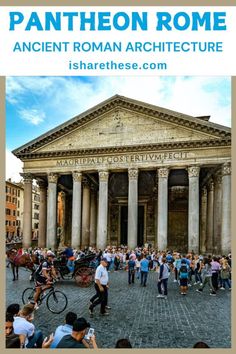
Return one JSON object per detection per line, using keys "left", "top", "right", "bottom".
{"left": 221, "top": 162, "right": 231, "bottom": 255}
{"left": 213, "top": 174, "right": 222, "bottom": 254}
{"left": 37, "top": 180, "right": 47, "bottom": 249}
{"left": 200, "top": 186, "right": 207, "bottom": 254}
{"left": 21, "top": 173, "right": 33, "bottom": 249}
{"left": 188, "top": 166, "right": 200, "bottom": 254}
{"left": 206, "top": 179, "right": 214, "bottom": 253}
{"left": 157, "top": 167, "right": 169, "bottom": 251}
{"left": 97, "top": 171, "right": 109, "bottom": 250}
{"left": 81, "top": 177, "right": 91, "bottom": 248}
{"left": 128, "top": 168, "right": 139, "bottom": 249}
{"left": 46, "top": 173, "right": 58, "bottom": 250}
{"left": 90, "top": 186, "right": 97, "bottom": 247}
{"left": 71, "top": 171, "right": 82, "bottom": 249}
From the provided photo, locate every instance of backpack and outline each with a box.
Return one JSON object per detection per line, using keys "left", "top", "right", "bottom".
{"left": 33, "top": 262, "right": 43, "bottom": 278}
{"left": 179, "top": 264, "right": 188, "bottom": 279}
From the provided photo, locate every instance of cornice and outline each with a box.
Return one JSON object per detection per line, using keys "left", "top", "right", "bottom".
{"left": 17, "top": 138, "right": 231, "bottom": 160}
{"left": 12, "top": 95, "right": 231, "bottom": 158}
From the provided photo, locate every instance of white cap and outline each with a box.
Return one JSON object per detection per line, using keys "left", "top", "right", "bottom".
{"left": 46, "top": 250, "right": 55, "bottom": 257}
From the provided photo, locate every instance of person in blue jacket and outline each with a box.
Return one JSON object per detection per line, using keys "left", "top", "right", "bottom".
{"left": 140, "top": 256, "right": 149, "bottom": 287}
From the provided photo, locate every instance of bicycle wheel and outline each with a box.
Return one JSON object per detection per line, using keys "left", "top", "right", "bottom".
{"left": 46, "top": 290, "right": 68, "bottom": 314}
{"left": 22, "top": 287, "right": 35, "bottom": 305}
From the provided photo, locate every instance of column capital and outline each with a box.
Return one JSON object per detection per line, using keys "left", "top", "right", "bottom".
{"left": 72, "top": 171, "right": 82, "bottom": 182}
{"left": 188, "top": 166, "right": 200, "bottom": 178}
{"left": 99, "top": 170, "right": 109, "bottom": 182}
{"left": 48, "top": 172, "right": 59, "bottom": 184}
{"left": 128, "top": 167, "right": 138, "bottom": 180}
{"left": 157, "top": 167, "right": 169, "bottom": 178}
{"left": 222, "top": 162, "right": 231, "bottom": 176}
{"left": 214, "top": 173, "right": 222, "bottom": 185}
{"left": 20, "top": 173, "right": 33, "bottom": 183}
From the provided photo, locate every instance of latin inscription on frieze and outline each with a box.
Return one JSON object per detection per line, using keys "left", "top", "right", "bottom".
{"left": 56, "top": 151, "right": 189, "bottom": 168}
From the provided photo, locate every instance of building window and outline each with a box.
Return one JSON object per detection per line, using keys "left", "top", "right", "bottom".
{"left": 13, "top": 210, "right": 16, "bottom": 216}
{"left": 13, "top": 221, "right": 15, "bottom": 226}
{"left": 34, "top": 194, "right": 40, "bottom": 202}
{"left": 17, "top": 211, "right": 20, "bottom": 216}
{"left": 18, "top": 200, "right": 20, "bottom": 208}
{"left": 6, "top": 186, "right": 11, "bottom": 194}
{"left": 34, "top": 204, "right": 39, "bottom": 210}
{"left": 12, "top": 197, "right": 17, "bottom": 204}
{"left": 18, "top": 190, "right": 20, "bottom": 197}
{"left": 6, "top": 208, "right": 11, "bottom": 215}
{"left": 34, "top": 213, "right": 39, "bottom": 220}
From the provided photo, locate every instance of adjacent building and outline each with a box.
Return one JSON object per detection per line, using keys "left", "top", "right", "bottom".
{"left": 5, "top": 180, "right": 18, "bottom": 241}
{"left": 13, "top": 95, "right": 231, "bottom": 254}
{"left": 5, "top": 179, "right": 40, "bottom": 243}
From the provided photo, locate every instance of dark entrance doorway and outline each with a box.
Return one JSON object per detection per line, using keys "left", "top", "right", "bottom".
{"left": 120, "top": 206, "right": 128, "bottom": 245}
{"left": 137, "top": 205, "right": 144, "bottom": 247}
{"left": 120, "top": 205, "right": 144, "bottom": 246}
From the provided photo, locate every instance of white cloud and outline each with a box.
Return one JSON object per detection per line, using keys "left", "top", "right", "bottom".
{"left": 7, "top": 76, "right": 231, "bottom": 131}
{"left": 6, "top": 149, "right": 23, "bottom": 182}
{"left": 18, "top": 108, "right": 46, "bottom": 125}
{"left": 53, "top": 76, "right": 231, "bottom": 127}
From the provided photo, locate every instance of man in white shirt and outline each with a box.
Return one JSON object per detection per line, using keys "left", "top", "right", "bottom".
{"left": 13, "top": 304, "right": 43, "bottom": 348}
{"left": 89, "top": 258, "right": 110, "bottom": 317}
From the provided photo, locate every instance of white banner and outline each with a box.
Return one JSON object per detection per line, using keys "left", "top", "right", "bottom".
{"left": 0, "top": 6, "right": 236, "bottom": 75}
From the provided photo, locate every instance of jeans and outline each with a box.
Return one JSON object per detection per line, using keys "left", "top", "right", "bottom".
{"left": 194, "top": 269, "right": 202, "bottom": 283}
{"left": 128, "top": 269, "right": 135, "bottom": 284}
{"left": 222, "top": 278, "right": 231, "bottom": 289}
{"left": 140, "top": 271, "right": 148, "bottom": 286}
{"left": 136, "top": 268, "right": 140, "bottom": 279}
{"left": 157, "top": 278, "right": 168, "bottom": 295}
{"left": 26, "top": 329, "right": 43, "bottom": 348}
{"left": 200, "top": 276, "right": 215, "bottom": 293}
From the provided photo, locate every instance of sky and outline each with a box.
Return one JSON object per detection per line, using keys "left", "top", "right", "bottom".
{"left": 6, "top": 76, "right": 231, "bottom": 182}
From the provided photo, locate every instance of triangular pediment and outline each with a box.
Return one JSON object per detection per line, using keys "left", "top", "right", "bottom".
{"left": 33, "top": 108, "right": 223, "bottom": 153}
{"left": 13, "top": 95, "right": 231, "bottom": 158}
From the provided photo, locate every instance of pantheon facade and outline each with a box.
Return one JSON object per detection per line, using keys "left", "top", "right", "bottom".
{"left": 13, "top": 95, "right": 231, "bottom": 254}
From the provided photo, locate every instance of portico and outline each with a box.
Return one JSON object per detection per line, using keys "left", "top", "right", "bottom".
{"left": 13, "top": 95, "right": 231, "bottom": 254}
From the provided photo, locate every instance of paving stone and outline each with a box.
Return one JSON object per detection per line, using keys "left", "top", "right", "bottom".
{"left": 6, "top": 267, "right": 231, "bottom": 348}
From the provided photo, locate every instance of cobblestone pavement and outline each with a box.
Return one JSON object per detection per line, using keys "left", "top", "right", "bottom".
{"left": 6, "top": 266, "right": 231, "bottom": 348}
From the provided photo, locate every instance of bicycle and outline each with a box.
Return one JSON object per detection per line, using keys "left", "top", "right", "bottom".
{"left": 22, "top": 283, "right": 68, "bottom": 314}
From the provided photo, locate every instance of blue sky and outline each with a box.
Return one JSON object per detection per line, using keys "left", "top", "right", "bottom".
{"left": 6, "top": 76, "right": 231, "bottom": 181}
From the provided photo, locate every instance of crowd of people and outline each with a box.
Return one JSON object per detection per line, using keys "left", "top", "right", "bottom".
{"left": 6, "top": 244, "right": 231, "bottom": 348}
